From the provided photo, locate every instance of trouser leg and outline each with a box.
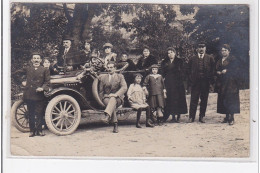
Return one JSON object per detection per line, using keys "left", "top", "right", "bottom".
{"left": 104, "top": 97, "right": 122, "bottom": 124}
{"left": 189, "top": 82, "right": 201, "bottom": 120}
{"left": 35, "top": 100, "right": 44, "bottom": 133}
{"left": 26, "top": 100, "right": 36, "bottom": 133}
{"left": 104, "top": 97, "right": 117, "bottom": 117}
{"left": 199, "top": 80, "right": 210, "bottom": 117}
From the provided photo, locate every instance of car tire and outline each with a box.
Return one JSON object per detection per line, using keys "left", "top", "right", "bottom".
{"left": 45, "top": 95, "right": 81, "bottom": 136}
{"left": 92, "top": 78, "right": 105, "bottom": 108}
{"left": 11, "top": 100, "right": 30, "bottom": 132}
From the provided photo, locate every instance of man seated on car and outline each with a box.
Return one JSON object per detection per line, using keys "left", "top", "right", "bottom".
{"left": 57, "top": 36, "right": 81, "bottom": 72}
{"left": 98, "top": 61, "right": 127, "bottom": 133}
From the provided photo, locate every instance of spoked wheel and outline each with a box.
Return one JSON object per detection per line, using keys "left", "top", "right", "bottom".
{"left": 11, "top": 100, "right": 30, "bottom": 132}
{"left": 45, "top": 95, "right": 81, "bottom": 136}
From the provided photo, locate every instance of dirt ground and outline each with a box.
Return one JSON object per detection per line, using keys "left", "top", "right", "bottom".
{"left": 10, "top": 89, "right": 250, "bottom": 158}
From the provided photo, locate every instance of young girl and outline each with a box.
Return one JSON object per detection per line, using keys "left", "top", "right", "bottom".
{"left": 127, "top": 73, "right": 154, "bottom": 128}
{"left": 143, "top": 64, "right": 167, "bottom": 125}
{"left": 43, "top": 57, "right": 58, "bottom": 75}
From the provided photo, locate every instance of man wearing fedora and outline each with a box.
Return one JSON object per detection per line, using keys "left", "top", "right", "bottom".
{"left": 57, "top": 36, "right": 80, "bottom": 71}
{"left": 187, "top": 42, "right": 215, "bottom": 123}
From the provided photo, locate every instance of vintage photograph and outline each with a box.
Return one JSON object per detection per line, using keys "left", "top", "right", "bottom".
{"left": 10, "top": 2, "right": 250, "bottom": 157}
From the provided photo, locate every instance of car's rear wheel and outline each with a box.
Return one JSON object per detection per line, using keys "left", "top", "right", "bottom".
{"left": 45, "top": 95, "right": 81, "bottom": 136}
{"left": 11, "top": 100, "right": 30, "bottom": 132}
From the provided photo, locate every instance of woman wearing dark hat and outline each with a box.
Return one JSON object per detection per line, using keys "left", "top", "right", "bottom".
{"left": 103, "top": 43, "right": 117, "bottom": 69}
{"left": 136, "top": 46, "right": 158, "bottom": 75}
{"left": 216, "top": 44, "right": 240, "bottom": 125}
{"left": 161, "top": 47, "right": 187, "bottom": 123}
{"left": 127, "top": 73, "right": 154, "bottom": 128}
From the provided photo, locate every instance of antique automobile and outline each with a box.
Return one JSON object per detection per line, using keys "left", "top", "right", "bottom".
{"left": 11, "top": 57, "right": 135, "bottom": 136}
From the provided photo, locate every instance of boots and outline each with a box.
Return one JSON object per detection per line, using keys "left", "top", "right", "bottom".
{"left": 29, "top": 131, "right": 35, "bottom": 137}
{"left": 170, "top": 114, "right": 176, "bottom": 123}
{"left": 222, "top": 114, "right": 229, "bottom": 123}
{"left": 136, "top": 111, "right": 142, "bottom": 128}
{"left": 229, "top": 114, "right": 234, "bottom": 125}
{"left": 157, "top": 117, "right": 163, "bottom": 126}
{"left": 146, "top": 107, "right": 154, "bottom": 127}
{"left": 113, "top": 123, "right": 118, "bottom": 133}
{"left": 170, "top": 114, "right": 180, "bottom": 123}
{"left": 176, "top": 114, "right": 180, "bottom": 123}
{"left": 150, "top": 113, "right": 157, "bottom": 125}
{"left": 146, "top": 115, "right": 154, "bottom": 128}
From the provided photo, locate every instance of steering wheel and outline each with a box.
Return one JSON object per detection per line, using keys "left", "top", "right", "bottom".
{"left": 90, "top": 57, "right": 104, "bottom": 70}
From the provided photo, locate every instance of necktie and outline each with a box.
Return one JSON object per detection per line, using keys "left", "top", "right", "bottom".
{"left": 200, "top": 54, "right": 203, "bottom": 59}
{"left": 64, "top": 48, "right": 68, "bottom": 55}
{"left": 109, "top": 74, "right": 112, "bottom": 82}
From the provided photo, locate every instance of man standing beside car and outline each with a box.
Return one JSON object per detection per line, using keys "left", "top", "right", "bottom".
{"left": 21, "top": 51, "right": 50, "bottom": 137}
{"left": 187, "top": 42, "right": 215, "bottom": 123}
{"left": 98, "top": 61, "right": 127, "bottom": 133}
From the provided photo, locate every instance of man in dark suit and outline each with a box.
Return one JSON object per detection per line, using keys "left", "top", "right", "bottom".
{"left": 57, "top": 36, "right": 80, "bottom": 71}
{"left": 20, "top": 51, "right": 50, "bottom": 137}
{"left": 187, "top": 42, "right": 215, "bottom": 123}
{"left": 99, "top": 61, "right": 127, "bottom": 133}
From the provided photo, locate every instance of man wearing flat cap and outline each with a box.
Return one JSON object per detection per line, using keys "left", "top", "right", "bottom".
{"left": 57, "top": 36, "right": 81, "bottom": 71}
{"left": 187, "top": 42, "right": 215, "bottom": 123}
{"left": 14, "top": 51, "right": 50, "bottom": 137}
{"left": 103, "top": 43, "right": 117, "bottom": 69}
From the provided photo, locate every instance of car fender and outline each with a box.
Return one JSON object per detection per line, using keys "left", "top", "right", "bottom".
{"left": 45, "top": 87, "right": 96, "bottom": 110}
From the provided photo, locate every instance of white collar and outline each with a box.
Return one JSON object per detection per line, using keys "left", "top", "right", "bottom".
{"left": 198, "top": 53, "right": 204, "bottom": 59}
{"left": 150, "top": 74, "right": 160, "bottom": 78}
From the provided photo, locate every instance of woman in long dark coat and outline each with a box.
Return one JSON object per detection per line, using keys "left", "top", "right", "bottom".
{"left": 161, "top": 47, "right": 187, "bottom": 123}
{"left": 216, "top": 44, "right": 240, "bottom": 125}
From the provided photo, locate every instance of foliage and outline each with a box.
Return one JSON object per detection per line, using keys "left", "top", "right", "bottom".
{"left": 11, "top": 3, "right": 250, "bottom": 99}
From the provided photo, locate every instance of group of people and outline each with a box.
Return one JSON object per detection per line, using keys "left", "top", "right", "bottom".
{"left": 91, "top": 41, "right": 240, "bottom": 133}
{"left": 17, "top": 35, "right": 241, "bottom": 136}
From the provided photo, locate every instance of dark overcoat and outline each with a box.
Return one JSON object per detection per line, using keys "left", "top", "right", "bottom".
{"left": 23, "top": 66, "right": 50, "bottom": 101}
{"left": 136, "top": 55, "right": 158, "bottom": 71}
{"left": 57, "top": 46, "right": 81, "bottom": 69}
{"left": 161, "top": 57, "right": 187, "bottom": 115}
{"left": 216, "top": 56, "right": 240, "bottom": 114}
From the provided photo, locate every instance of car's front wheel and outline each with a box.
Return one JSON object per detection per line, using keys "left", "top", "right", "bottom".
{"left": 45, "top": 95, "right": 81, "bottom": 136}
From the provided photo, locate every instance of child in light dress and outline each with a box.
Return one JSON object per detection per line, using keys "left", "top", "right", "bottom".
{"left": 143, "top": 64, "right": 166, "bottom": 125}
{"left": 127, "top": 73, "right": 154, "bottom": 128}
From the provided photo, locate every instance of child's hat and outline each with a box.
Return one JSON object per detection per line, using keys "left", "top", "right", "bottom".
{"left": 134, "top": 73, "right": 143, "bottom": 78}
{"left": 150, "top": 64, "right": 159, "bottom": 69}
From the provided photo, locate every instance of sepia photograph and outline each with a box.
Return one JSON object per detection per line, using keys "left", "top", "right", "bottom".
{"left": 3, "top": 0, "right": 258, "bottom": 172}
{"left": 9, "top": 2, "right": 252, "bottom": 158}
